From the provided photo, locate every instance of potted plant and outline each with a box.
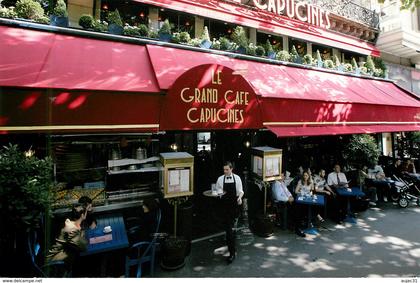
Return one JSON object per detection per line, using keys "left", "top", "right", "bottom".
{"left": 316, "top": 50, "right": 323, "bottom": 68}
{"left": 251, "top": 181, "right": 274, "bottom": 238}
{"left": 199, "top": 26, "right": 212, "bottom": 49}
{"left": 247, "top": 43, "right": 257, "bottom": 56}
{"left": 365, "top": 55, "right": 375, "bottom": 76}
{"left": 265, "top": 39, "right": 275, "bottom": 59}
{"left": 137, "top": 24, "right": 149, "bottom": 37}
{"left": 219, "top": 37, "right": 232, "bottom": 51}
{"left": 211, "top": 38, "right": 221, "bottom": 50}
{"left": 0, "top": 144, "right": 53, "bottom": 277}
{"left": 107, "top": 9, "right": 123, "bottom": 35}
{"left": 290, "top": 45, "right": 301, "bottom": 64}
{"left": 172, "top": 31, "right": 190, "bottom": 44}
{"left": 352, "top": 57, "right": 360, "bottom": 74}
{"left": 123, "top": 24, "right": 141, "bottom": 37}
{"left": 303, "top": 54, "right": 313, "bottom": 65}
{"left": 255, "top": 45, "right": 265, "bottom": 57}
{"left": 50, "top": 0, "right": 68, "bottom": 27}
{"left": 343, "top": 63, "right": 353, "bottom": 72}
{"left": 334, "top": 55, "right": 344, "bottom": 72}
{"left": 231, "top": 26, "right": 248, "bottom": 54}
{"left": 93, "top": 19, "right": 108, "bottom": 32}
{"left": 0, "top": 5, "right": 17, "bottom": 19}
{"left": 160, "top": 197, "right": 189, "bottom": 270}
{"left": 15, "top": 0, "right": 45, "bottom": 22}
{"left": 78, "top": 14, "right": 95, "bottom": 30}
{"left": 276, "top": 50, "right": 291, "bottom": 62}
{"left": 323, "top": 59, "right": 334, "bottom": 69}
{"left": 158, "top": 19, "right": 172, "bottom": 42}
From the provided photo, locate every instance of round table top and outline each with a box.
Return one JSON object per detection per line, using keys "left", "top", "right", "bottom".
{"left": 203, "top": 190, "right": 226, "bottom": 197}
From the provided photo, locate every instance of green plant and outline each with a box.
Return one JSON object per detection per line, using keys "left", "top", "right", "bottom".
{"left": 78, "top": 14, "right": 94, "bottom": 29}
{"left": 107, "top": 9, "right": 122, "bottom": 26}
{"left": 34, "top": 14, "right": 49, "bottom": 23}
{"left": 179, "top": 31, "right": 191, "bottom": 43}
{"left": 149, "top": 29, "right": 158, "bottom": 38}
{"left": 334, "top": 55, "right": 341, "bottom": 68}
{"left": 247, "top": 43, "right": 257, "bottom": 56}
{"left": 316, "top": 49, "right": 322, "bottom": 65}
{"left": 52, "top": 0, "right": 67, "bottom": 17}
{"left": 265, "top": 39, "right": 274, "bottom": 54}
{"left": 276, "top": 50, "right": 291, "bottom": 61}
{"left": 255, "top": 45, "right": 265, "bottom": 56}
{"left": 360, "top": 66, "right": 368, "bottom": 74}
{"left": 0, "top": 5, "right": 17, "bottom": 18}
{"left": 343, "top": 63, "right": 353, "bottom": 72}
{"left": 0, "top": 144, "right": 53, "bottom": 231}
{"left": 303, "top": 54, "right": 313, "bottom": 65}
{"left": 159, "top": 19, "right": 171, "bottom": 35}
{"left": 373, "top": 68, "right": 384, "bottom": 78}
{"left": 219, "top": 37, "right": 232, "bottom": 51}
{"left": 290, "top": 45, "right": 300, "bottom": 62}
{"left": 351, "top": 58, "right": 359, "bottom": 70}
{"left": 365, "top": 55, "right": 375, "bottom": 74}
{"left": 93, "top": 19, "right": 108, "bottom": 32}
{"left": 201, "top": 26, "right": 210, "bottom": 41}
{"left": 231, "top": 26, "right": 248, "bottom": 49}
{"left": 211, "top": 38, "right": 221, "bottom": 50}
{"left": 15, "top": 0, "right": 45, "bottom": 20}
{"left": 137, "top": 24, "right": 148, "bottom": 36}
{"left": 343, "top": 135, "right": 380, "bottom": 169}
{"left": 373, "top": 57, "right": 388, "bottom": 78}
{"left": 323, "top": 59, "right": 334, "bottom": 69}
{"left": 189, "top": 37, "right": 201, "bottom": 47}
{"left": 123, "top": 24, "right": 140, "bottom": 36}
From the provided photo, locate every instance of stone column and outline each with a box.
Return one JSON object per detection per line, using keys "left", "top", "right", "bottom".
{"left": 195, "top": 16, "right": 204, "bottom": 38}
{"left": 148, "top": 7, "right": 159, "bottom": 34}
{"left": 306, "top": 42, "right": 312, "bottom": 56}
{"left": 282, "top": 35, "right": 289, "bottom": 51}
{"left": 67, "top": 0, "right": 95, "bottom": 27}
{"left": 249, "top": 27, "right": 257, "bottom": 45}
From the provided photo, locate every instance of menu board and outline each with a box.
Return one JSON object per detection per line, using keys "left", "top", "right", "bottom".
{"left": 253, "top": 156, "right": 263, "bottom": 176}
{"left": 265, "top": 156, "right": 280, "bottom": 177}
{"left": 168, "top": 168, "right": 190, "bottom": 194}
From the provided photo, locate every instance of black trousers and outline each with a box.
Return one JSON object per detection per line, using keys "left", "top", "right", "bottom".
{"left": 225, "top": 218, "right": 236, "bottom": 255}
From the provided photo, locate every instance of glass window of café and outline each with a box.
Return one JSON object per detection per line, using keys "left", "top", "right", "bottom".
{"left": 342, "top": 51, "right": 364, "bottom": 64}
{"left": 289, "top": 38, "right": 307, "bottom": 56}
{"left": 257, "top": 31, "right": 283, "bottom": 51}
{"left": 100, "top": 0, "right": 149, "bottom": 25}
{"left": 159, "top": 8, "right": 195, "bottom": 36}
{"left": 312, "top": 44, "right": 333, "bottom": 60}
{"left": 203, "top": 18, "right": 236, "bottom": 39}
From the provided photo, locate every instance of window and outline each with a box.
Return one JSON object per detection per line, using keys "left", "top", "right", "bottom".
{"left": 159, "top": 8, "right": 195, "bottom": 35}
{"left": 203, "top": 19, "right": 236, "bottom": 39}
{"left": 257, "top": 31, "right": 283, "bottom": 51}
{"left": 312, "top": 44, "right": 333, "bottom": 60}
{"left": 289, "top": 38, "right": 306, "bottom": 56}
{"left": 100, "top": 0, "right": 149, "bottom": 25}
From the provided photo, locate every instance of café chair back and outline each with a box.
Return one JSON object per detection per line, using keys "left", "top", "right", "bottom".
{"left": 27, "top": 230, "right": 70, "bottom": 277}
{"left": 125, "top": 208, "right": 162, "bottom": 278}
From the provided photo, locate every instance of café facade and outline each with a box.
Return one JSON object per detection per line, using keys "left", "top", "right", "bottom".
{"left": 1, "top": 0, "right": 420, "bottom": 241}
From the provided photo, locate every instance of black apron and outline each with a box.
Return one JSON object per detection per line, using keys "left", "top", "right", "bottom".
{"left": 223, "top": 175, "right": 238, "bottom": 223}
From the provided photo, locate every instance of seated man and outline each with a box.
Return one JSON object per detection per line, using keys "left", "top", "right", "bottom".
{"left": 367, "top": 164, "right": 392, "bottom": 202}
{"left": 327, "top": 164, "right": 348, "bottom": 223}
{"left": 314, "top": 169, "right": 337, "bottom": 222}
{"left": 271, "top": 174, "right": 305, "bottom": 237}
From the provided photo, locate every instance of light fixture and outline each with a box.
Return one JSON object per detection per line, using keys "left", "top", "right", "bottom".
{"left": 268, "top": 34, "right": 271, "bottom": 37}
{"left": 102, "top": 3, "right": 108, "bottom": 10}
{"left": 170, "top": 143, "right": 178, "bottom": 151}
{"left": 185, "top": 21, "right": 190, "bottom": 26}
{"left": 158, "top": 16, "right": 162, "bottom": 21}
{"left": 25, "top": 149, "right": 35, "bottom": 158}
{"left": 244, "top": 141, "right": 251, "bottom": 148}
{"left": 273, "top": 40, "right": 277, "bottom": 44}
{"left": 160, "top": 8, "right": 165, "bottom": 11}
{"left": 139, "top": 12, "right": 145, "bottom": 18}
{"left": 227, "top": 28, "right": 232, "bottom": 33}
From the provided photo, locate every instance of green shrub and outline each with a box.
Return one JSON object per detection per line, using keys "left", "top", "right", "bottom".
{"left": 93, "top": 19, "right": 108, "bottom": 32}
{"left": 360, "top": 66, "right": 368, "bottom": 74}
{"left": 323, "top": 59, "right": 334, "bottom": 69}
{"left": 137, "top": 24, "right": 148, "bottom": 36}
{"left": 373, "top": 57, "right": 387, "bottom": 77}
{"left": 52, "top": 0, "right": 67, "bottom": 17}
{"left": 78, "top": 14, "right": 94, "bottom": 29}
{"left": 15, "top": 0, "right": 45, "bottom": 20}
{"left": 35, "top": 14, "right": 49, "bottom": 24}
{"left": 189, "top": 38, "right": 201, "bottom": 47}
{"left": 0, "top": 6, "right": 17, "bottom": 18}
{"left": 179, "top": 31, "right": 191, "bottom": 43}
{"left": 107, "top": 9, "right": 122, "bottom": 26}
{"left": 334, "top": 55, "right": 341, "bottom": 68}
{"left": 124, "top": 24, "right": 140, "bottom": 37}
{"left": 265, "top": 39, "right": 274, "bottom": 54}
{"left": 303, "top": 54, "right": 313, "bottom": 65}
{"left": 276, "top": 50, "right": 291, "bottom": 61}
{"left": 343, "top": 135, "right": 380, "bottom": 169}
{"left": 159, "top": 19, "right": 171, "bottom": 35}
{"left": 148, "top": 28, "right": 158, "bottom": 38}
{"left": 373, "top": 68, "right": 384, "bottom": 78}
{"left": 290, "top": 45, "right": 300, "bottom": 62}
{"left": 201, "top": 26, "right": 210, "bottom": 41}
{"left": 231, "top": 26, "right": 248, "bottom": 49}
{"left": 316, "top": 50, "right": 322, "bottom": 65}
{"left": 211, "top": 38, "right": 221, "bottom": 50}
{"left": 246, "top": 43, "right": 257, "bottom": 56}
{"left": 343, "top": 63, "right": 353, "bottom": 72}
{"left": 365, "top": 55, "right": 375, "bottom": 74}
{"left": 219, "top": 37, "right": 232, "bottom": 51}
{"left": 255, "top": 45, "right": 265, "bottom": 56}
{"left": 351, "top": 58, "right": 358, "bottom": 70}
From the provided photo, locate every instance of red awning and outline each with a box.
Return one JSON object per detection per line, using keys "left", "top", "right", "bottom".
{"left": 139, "top": 0, "right": 380, "bottom": 56}
{"left": 0, "top": 26, "right": 160, "bottom": 93}
{"left": 147, "top": 45, "right": 420, "bottom": 136}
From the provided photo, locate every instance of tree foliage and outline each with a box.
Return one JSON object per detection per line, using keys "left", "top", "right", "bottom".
{"left": 343, "top": 135, "right": 380, "bottom": 169}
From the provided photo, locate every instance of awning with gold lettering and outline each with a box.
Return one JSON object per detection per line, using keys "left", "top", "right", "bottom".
{"left": 147, "top": 45, "right": 420, "bottom": 135}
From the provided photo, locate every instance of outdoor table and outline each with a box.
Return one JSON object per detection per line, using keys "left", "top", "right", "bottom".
{"left": 336, "top": 187, "right": 365, "bottom": 224}
{"left": 295, "top": 195, "right": 325, "bottom": 235}
{"left": 81, "top": 213, "right": 129, "bottom": 276}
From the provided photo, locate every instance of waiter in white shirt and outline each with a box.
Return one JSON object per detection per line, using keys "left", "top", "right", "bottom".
{"left": 215, "top": 161, "right": 244, "bottom": 264}
{"left": 327, "top": 164, "right": 349, "bottom": 189}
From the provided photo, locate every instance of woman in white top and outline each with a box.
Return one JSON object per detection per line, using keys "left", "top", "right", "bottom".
{"left": 295, "top": 171, "right": 315, "bottom": 196}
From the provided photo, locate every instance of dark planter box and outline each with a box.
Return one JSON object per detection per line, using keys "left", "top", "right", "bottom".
{"left": 199, "top": 39, "right": 212, "bottom": 49}
{"left": 160, "top": 237, "right": 187, "bottom": 270}
{"left": 108, "top": 24, "right": 123, "bottom": 35}
{"left": 236, "top": 46, "right": 247, "bottom": 54}
{"left": 267, "top": 51, "right": 276, "bottom": 59}
{"left": 50, "top": 16, "right": 68, "bottom": 27}
{"left": 252, "top": 215, "right": 274, "bottom": 238}
{"left": 159, "top": 33, "right": 172, "bottom": 42}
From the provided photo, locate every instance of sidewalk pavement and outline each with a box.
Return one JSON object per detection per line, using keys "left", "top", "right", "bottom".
{"left": 156, "top": 203, "right": 420, "bottom": 277}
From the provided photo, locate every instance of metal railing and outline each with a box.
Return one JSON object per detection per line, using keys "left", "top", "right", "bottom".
{"left": 302, "top": 0, "right": 380, "bottom": 29}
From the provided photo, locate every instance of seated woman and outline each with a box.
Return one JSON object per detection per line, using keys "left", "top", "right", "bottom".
{"left": 295, "top": 171, "right": 315, "bottom": 196}
{"left": 127, "top": 198, "right": 159, "bottom": 244}
{"left": 46, "top": 205, "right": 88, "bottom": 271}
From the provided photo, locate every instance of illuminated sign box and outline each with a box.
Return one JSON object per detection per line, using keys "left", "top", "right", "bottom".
{"left": 160, "top": 152, "right": 194, "bottom": 198}
{"left": 251, "top": 146, "right": 282, "bottom": 181}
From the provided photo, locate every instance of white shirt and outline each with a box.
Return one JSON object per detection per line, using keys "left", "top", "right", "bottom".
{"left": 216, "top": 173, "right": 244, "bottom": 197}
{"left": 313, "top": 174, "right": 327, "bottom": 191}
{"left": 271, "top": 180, "right": 292, "bottom": 202}
{"left": 368, "top": 165, "right": 384, "bottom": 179}
{"left": 327, "top": 172, "right": 348, "bottom": 186}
